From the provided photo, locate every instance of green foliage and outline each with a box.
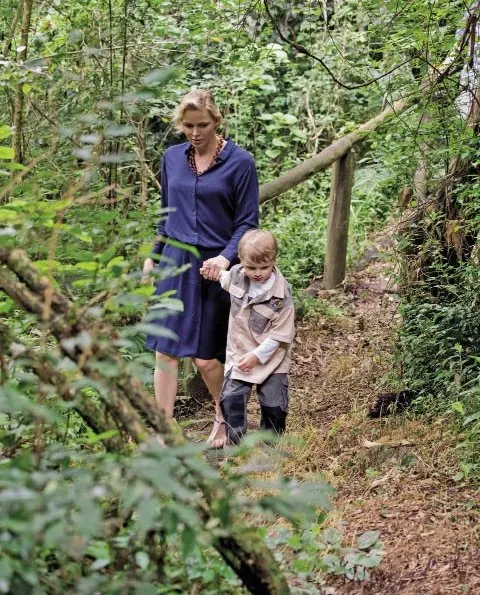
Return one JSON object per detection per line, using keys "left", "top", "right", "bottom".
{"left": 261, "top": 179, "right": 330, "bottom": 290}
{"left": 397, "top": 208, "right": 480, "bottom": 479}
{"left": 1, "top": 0, "right": 476, "bottom": 588}
{"left": 0, "top": 422, "right": 337, "bottom": 594}
{"left": 267, "top": 523, "right": 383, "bottom": 586}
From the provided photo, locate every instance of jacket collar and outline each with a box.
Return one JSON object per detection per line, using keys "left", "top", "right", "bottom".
{"left": 231, "top": 266, "right": 285, "bottom": 303}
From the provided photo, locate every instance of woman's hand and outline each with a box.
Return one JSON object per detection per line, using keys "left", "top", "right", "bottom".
{"left": 142, "top": 257, "right": 155, "bottom": 283}
{"left": 201, "top": 255, "right": 230, "bottom": 281}
{"left": 236, "top": 352, "right": 259, "bottom": 373}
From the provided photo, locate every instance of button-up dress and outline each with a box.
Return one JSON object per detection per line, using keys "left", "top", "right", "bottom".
{"left": 146, "top": 139, "right": 259, "bottom": 360}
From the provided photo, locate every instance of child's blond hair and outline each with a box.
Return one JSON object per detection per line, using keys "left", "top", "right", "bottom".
{"left": 238, "top": 229, "right": 278, "bottom": 264}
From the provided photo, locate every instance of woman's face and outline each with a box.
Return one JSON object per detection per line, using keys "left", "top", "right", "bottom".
{"left": 181, "top": 108, "right": 217, "bottom": 150}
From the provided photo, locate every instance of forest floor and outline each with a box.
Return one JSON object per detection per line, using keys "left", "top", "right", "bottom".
{"left": 184, "top": 234, "right": 479, "bottom": 595}
{"left": 284, "top": 239, "right": 480, "bottom": 594}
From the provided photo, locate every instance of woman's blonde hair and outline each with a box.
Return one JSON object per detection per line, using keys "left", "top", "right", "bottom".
{"left": 238, "top": 229, "right": 278, "bottom": 264}
{"left": 173, "top": 89, "right": 222, "bottom": 130}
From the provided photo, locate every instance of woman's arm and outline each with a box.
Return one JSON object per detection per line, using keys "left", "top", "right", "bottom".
{"left": 143, "top": 157, "right": 168, "bottom": 275}
{"left": 220, "top": 159, "right": 259, "bottom": 263}
{"left": 151, "top": 156, "right": 169, "bottom": 256}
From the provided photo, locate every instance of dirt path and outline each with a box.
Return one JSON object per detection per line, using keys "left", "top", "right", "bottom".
{"left": 287, "top": 253, "right": 480, "bottom": 594}
{"left": 182, "top": 245, "right": 478, "bottom": 593}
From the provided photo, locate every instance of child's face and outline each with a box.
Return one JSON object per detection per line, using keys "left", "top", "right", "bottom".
{"left": 241, "top": 258, "right": 275, "bottom": 284}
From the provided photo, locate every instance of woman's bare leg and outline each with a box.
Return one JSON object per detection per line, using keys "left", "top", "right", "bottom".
{"left": 154, "top": 352, "right": 179, "bottom": 417}
{"left": 193, "top": 357, "right": 227, "bottom": 447}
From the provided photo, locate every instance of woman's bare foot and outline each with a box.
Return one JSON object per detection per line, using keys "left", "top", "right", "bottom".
{"left": 206, "top": 418, "right": 227, "bottom": 448}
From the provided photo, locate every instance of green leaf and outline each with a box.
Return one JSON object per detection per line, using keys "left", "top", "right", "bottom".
{"left": 135, "top": 499, "right": 158, "bottom": 534}
{"left": 135, "top": 583, "right": 157, "bottom": 595}
{"left": 135, "top": 551, "right": 150, "bottom": 570}
{"left": 83, "top": 429, "right": 119, "bottom": 445}
{"left": 463, "top": 412, "right": 480, "bottom": 425}
{"left": 282, "top": 113, "right": 297, "bottom": 125}
{"left": 0, "top": 126, "right": 11, "bottom": 140}
{"left": 132, "top": 285, "right": 156, "bottom": 297}
{"left": 265, "top": 148, "right": 281, "bottom": 159}
{"left": 164, "top": 237, "right": 200, "bottom": 257}
{"left": 357, "top": 530, "right": 381, "bottom": 550}
{"left": 0, "top": 209, "right": 17, "bottom": 222}
{"left": 142, "top": 67, "right": 175, "bottom": 85}
{"left": 181, "top": 526, "right": 196, "bottom": 557}
{"left": 450, "top": 402, "right": 464, "bottom": 415}
{"left": 90, "top": 558, "right": 111, "bottom": 571}
{"left": 135, "top": 324, "right": 178, "bottom": 340}
{"left": 322, "top": 527, "right": 342, "bottom": 547}
{"left": 85, "top": 539, "right": 111, "bottom": 561}
{"left": 74, "top": 261, "right": 98, "bottom": 272}
{"left": 0, "top": 147, "right": 14, "bottom": 160}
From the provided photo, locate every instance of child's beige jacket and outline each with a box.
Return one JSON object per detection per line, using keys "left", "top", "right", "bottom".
{"left": 220, "top": 264, "right": 295, "bottom": 384}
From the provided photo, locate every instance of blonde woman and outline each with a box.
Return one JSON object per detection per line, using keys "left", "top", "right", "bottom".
{"left": 143, "top": 89, "right": 259, "bottom": 447}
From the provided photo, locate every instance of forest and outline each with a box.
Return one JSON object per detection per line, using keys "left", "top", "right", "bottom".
{"left": 0, "top": 0, "right": 479, "bottom": 593}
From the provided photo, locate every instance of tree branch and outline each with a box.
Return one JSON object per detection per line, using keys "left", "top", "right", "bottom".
{"left": 0, "top": 249, "right": 291, "bottom": 594}
{"left": 262, "top": 0, "right": 416, "bottom": 90}
{"left": 258, "top": 8, "right": 476, "bottom": 203}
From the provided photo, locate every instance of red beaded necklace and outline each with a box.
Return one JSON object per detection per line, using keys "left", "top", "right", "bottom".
{"left": 188, "top": 135, "right": 224, "bottom": 175}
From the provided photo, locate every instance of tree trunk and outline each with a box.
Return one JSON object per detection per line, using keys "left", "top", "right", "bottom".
{"left": 2, "top": 1, "right": 23, "bottom": 57}
{"left": 12, "top": 0, "right": 34, "bottom": 164}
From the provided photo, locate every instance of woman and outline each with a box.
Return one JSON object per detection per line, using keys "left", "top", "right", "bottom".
{"left": 143, "top": 89, "right": 259, "bottom": 448}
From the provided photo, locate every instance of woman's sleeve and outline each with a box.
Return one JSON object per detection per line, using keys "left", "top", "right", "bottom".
{"left": 151, "top": 156, "right": 168, "bottom": 256}
{"left": 220, "top": 159, "right": 259, "bottom": 263}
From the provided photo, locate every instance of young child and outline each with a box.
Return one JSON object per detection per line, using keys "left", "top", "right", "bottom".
{"left": 200, "top": 229, "right": 295, "bottom": 444}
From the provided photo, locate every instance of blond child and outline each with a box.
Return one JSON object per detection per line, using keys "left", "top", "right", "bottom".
{"left": 200, "top": 229, "right": 295, "bottom": 444}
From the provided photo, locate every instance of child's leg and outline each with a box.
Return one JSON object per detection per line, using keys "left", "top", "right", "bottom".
{"left": 220, "top": 372, "right": 252, "bottom": 444}
{"left": 257, "top": 373, "right": 288, "bottom": 434}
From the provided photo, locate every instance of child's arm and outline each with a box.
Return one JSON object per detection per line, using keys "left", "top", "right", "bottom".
{"left": 218, "top": 269, "right": 231, "bottom": 290}
{"left": 252, "top": 338, "right": 281, "bottom": 364}
{"left": 236, "top": 338, "right": 281, "bottom": 372}
{"left": 199, "top": 266, "right": 232, "bottom": 289}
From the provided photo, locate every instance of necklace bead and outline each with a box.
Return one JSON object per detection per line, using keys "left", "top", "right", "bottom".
{"left": 188, "top": 136, "right": 224, "bottom": 175}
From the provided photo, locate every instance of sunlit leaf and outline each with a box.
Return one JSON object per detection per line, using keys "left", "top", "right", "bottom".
{"left": 0, "top": 147, "right": 14, "bottom": 160}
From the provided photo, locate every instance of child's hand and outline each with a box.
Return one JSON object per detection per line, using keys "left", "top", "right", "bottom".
{"left": 199, "top": 266, "right": 209, "bottom": 279}
{"left": 237, "top": 352, "right": 260, "bottom": 372}
{"left": 200, "top": 255, "right": 229, "bottom": 281}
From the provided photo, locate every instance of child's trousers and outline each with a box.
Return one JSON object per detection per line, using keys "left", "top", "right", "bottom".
{"left": 220, "top": 371, "right": 289, "bottom": 444}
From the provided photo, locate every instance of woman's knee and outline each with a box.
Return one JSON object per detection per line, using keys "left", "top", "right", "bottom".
{"left": 155, "top": 352, "right": 179, "bottom": 370}
{"left": 193, "top": 357, "right": 220, "bottom": 374}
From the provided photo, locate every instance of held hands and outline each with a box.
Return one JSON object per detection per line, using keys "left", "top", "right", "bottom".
{"left": 199, "top": 255, "right": 230, "bottom": 281}
{"left": 236, "top": 352, "right": 260, "bottom": 373}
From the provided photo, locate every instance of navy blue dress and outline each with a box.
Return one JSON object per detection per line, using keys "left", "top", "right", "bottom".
{"left": 146, "top": 139, "right": 259, "bottom": 361}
